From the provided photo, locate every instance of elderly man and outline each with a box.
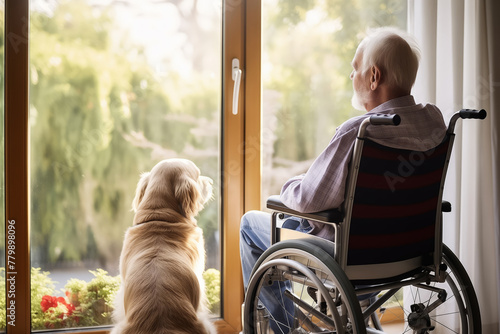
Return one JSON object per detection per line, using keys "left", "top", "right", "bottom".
{"left": 240, "top": 27, "right": 447, "bottom": 333}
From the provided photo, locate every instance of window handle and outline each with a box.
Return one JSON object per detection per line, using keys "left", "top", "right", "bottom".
{"left": 232, "top": 58, "right": 242, "bottom": 115}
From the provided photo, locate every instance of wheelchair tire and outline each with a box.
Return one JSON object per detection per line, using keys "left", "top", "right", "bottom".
{"left": 368, "top": 244, "right": 481, "bottom": 334}
{"left": 244, "top": 239, "right": 366, "bottom": 334}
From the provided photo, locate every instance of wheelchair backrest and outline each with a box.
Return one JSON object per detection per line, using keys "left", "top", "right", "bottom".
{"left": 341, "top": 136, "right": 452, "bottom": 281}
{"left": 267, "top": 110, "right": 485, "bottom": 282}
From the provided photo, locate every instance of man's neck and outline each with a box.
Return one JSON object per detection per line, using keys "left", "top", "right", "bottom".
{"left": 365, "top": 87, "right": 409, "bottom": 111}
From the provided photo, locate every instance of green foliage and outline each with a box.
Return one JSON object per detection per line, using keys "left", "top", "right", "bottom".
{"left": 85, "top": 269, "right": 121, "bottom": 312}
{"left": 29, "top": 0, "right": 221, "bottom": 269}
{"left": 0, "top": 267, "right": 219, "bottom": 328}
{"left": 31, "top": 268, "right": 57, "bottom": 329}
{"left": 273, "top": 0, "right": 316, "bottom": 26}
{"left": 64, "top": 269, "right": 121, "bottom": 327}
{"left": 30, "top": 0, "right": 135, "bottom": 265}
{"left": 0, "top": 267, "right": 120, "bottom": 330}
{"left": 203, "top": 268, "right": 221, "bottom": 314}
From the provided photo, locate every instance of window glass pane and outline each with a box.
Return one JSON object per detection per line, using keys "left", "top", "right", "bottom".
{"left": 261, "top": 0, "right": 407, "bottom": 205}
{"left": 29, "top": 0, "right": 222, "bottom": 329}
{"left": 261, "top": 1, "right": 407, "bottom": 331}
{"left": 0, "top": 1, "right": 4, "bottom": 331}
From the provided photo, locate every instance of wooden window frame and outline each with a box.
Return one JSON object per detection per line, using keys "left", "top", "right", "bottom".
{"left": 4, "top": 0, "right": 261, "bottom": 333}
{"left": 219, "top": 0, "right": 261, "bottom": 332}
{"left": 5, "top": 0, "right": 31, "bottom": 333}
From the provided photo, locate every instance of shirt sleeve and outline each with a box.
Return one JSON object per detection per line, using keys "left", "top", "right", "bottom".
{"left": 279, "top": 123, "right": 359, "bottom": 213}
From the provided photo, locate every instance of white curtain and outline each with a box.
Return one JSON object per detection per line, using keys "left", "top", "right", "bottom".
{"left": 408, "top": 0, "right": 500, "bottom": 332}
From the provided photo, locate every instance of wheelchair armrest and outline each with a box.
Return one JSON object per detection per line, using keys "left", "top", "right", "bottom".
{"left": 442, "top": 201, "right": 451, "bottom": 212}
{"left": 266, "top": 195, "right": 344, "bottom": 223}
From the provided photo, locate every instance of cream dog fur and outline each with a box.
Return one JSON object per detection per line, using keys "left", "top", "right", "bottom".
{"left": 111, "top": 159, "right": 216, "bottom": 334}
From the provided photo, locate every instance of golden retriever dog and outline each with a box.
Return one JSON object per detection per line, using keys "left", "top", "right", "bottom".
{"left": 111, "top": 159, "right": 216, "bottom": 334}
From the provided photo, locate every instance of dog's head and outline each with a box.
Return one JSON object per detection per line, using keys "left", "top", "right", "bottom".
{"left": 132, "top": 159, "right": 213, "bottom": 220}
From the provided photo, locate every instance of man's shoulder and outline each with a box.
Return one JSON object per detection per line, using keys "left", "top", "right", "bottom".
{"left": 337, "top": 114, "right": 370, "bottom": 133}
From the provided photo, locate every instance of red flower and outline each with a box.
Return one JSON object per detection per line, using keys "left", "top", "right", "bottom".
{"left": 40, "top": 295, "right": 76, "bottom": 317}
{"left": 41, "top": 294, "right": 79, "bottom": 329}
{"left": 65, "top": 301, "right": 76, "bottom": 316}
{"left": 41, "top": 295, "right": 58, "bottom": 312}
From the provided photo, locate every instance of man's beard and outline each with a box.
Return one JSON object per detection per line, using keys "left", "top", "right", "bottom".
{"left": 351, "top": 91, "right": 366, "bottom": 111}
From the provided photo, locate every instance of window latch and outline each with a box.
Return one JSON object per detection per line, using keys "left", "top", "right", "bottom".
{"left": 232, "top": 58, "right": 242, "bottom": 115}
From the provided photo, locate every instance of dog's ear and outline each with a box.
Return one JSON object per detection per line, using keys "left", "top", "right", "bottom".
{"left": 175, "top": 176, "right": 200, "bottom": 218}
{"left": 132, "top": 172, "right": 150, "bottom": 212}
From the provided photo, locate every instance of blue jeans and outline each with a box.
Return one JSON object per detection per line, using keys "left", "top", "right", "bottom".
{"left": 240, "top": 210, "right": 311, "bottom": 333}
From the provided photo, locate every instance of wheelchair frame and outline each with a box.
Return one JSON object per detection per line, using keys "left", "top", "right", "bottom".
{"left": 243, "top": 109, "right": 486, "bottom": 334}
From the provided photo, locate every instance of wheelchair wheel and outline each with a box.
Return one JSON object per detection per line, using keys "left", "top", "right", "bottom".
{"left": 244, "top": 239, "right": 366, "bottom": 334}
{"left": 368, "top": 244, "right": 481, "bottom": 334}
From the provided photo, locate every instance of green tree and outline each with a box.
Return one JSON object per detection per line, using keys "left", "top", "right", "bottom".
{"left": 30, "top": 0, "right": 221, "bottom": 268}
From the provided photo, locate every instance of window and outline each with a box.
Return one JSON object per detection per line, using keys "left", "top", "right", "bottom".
{"left": 28, "top": 0, "right": 222, "bottom": 329}
{"left": 4, "top": 0, "right": 244, "bottom": 332}
{"left": 261, "top": 0, "right": 407, "bottom": 205}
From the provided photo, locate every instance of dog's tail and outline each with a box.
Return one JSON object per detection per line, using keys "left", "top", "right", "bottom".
{"left": 121, "top": 258, "right": 211, "bottom": 334}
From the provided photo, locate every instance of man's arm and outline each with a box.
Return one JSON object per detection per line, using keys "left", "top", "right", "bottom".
{"left": 279, "top": 125, "right": 359, "bottom": 213}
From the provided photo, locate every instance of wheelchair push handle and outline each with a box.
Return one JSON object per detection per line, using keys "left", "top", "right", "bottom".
{"left": 459, "top": 109, "right": 487, "bottom": 119}
{"left": 358, "top": 114, "right": 400, "bottom": 138}
{"left": 369, "top": 114, "right": 401, "bottom": 126}
{"left": 448, "top": 108, "right": 487, "bottom": 134}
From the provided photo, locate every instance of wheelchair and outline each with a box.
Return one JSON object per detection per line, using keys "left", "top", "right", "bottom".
{"left": 243, "top": 109, "right": 486, "bottom": 334}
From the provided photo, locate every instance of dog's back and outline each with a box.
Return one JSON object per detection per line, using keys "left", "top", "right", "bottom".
{"left": 114, "top": 221, "right": 212, "bottom": 334}
{"left": 122, "top": 259, "right": 205, "bottom": 334}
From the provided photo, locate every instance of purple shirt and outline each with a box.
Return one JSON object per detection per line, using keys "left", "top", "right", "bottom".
{"left": 279, "top": 95, "right": 447, "bottom": 239}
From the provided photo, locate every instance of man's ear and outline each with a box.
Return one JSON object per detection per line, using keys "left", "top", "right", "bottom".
{"left": 132, "top": 172, "right": 150, "bottom": 212}
{"left": 370, "top": 65, "right": 382, "bottom": 90}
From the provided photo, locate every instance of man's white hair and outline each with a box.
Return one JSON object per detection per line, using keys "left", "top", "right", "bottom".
{"left": 358, "top": 27, "right": 421, "bottom": 93}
